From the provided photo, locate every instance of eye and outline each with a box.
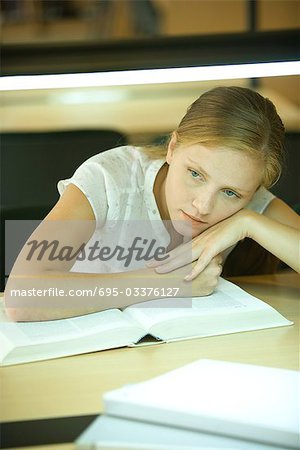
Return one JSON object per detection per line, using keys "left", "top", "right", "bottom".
{"left": 223, "top": 189, "right": 240, "bottom": 199}
{"left": 188, "top": 169, "right": 203, "bottom": 180}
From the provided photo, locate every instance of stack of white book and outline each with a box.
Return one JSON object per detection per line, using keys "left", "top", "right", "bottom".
{"left": 76, "top": 359, "right": 300, "bottom": 450}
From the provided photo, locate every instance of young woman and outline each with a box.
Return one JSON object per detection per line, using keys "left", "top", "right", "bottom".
{"left": 5, "top": 86, "right": 300, "bottom": 321}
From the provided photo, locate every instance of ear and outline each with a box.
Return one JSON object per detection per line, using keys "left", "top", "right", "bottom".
{"left": 166, "top": 132, "right": 177, "bottom": 164}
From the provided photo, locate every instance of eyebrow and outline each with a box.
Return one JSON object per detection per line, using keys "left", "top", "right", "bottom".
{"left": 187, "top": 157, "right": 252, "bottom": 194}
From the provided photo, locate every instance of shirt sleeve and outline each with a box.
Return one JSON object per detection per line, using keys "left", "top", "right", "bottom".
{"left": 57, "top": 160, "right": 108, "bottom": 228}
{"left": 245, "top": 186, "right": 275, "bottom": 213}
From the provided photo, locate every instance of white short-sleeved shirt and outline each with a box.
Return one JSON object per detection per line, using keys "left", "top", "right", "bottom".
{"left": 58, "top": 146, "right": 275, "bottom": 273}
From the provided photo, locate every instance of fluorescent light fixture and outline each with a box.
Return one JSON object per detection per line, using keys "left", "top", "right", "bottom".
{"left": 53, "top": 90, "right": 128, "bottom": 104}
{"left": 0, "top": 61, "right": 299, "bottom": 91}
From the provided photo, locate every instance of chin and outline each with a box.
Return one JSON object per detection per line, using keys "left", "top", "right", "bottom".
{"left": 174, "top": 218, "right": 213, "bottom": 239}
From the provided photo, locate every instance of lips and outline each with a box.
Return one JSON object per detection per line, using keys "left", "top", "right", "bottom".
{"left": 181, "top": 210, "right": 207, "bottom": 224}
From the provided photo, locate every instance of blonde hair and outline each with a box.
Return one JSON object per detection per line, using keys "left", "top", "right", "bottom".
{"left": 145, "top": 86, "right": 285, "bottom": 188}
{"left": 177, "top": 87, "right": 285, "bottom": 187}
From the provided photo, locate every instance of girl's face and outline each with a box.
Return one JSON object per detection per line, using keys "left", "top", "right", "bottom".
{"left": 159, "top": 137, "right": 264, "bottom": 238}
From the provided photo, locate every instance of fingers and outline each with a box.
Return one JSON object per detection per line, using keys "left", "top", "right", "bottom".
{"left": 184, "top": 253, "right": 223, "bottom": 281}
{"left": 148, "top": 245, "right": 222, "bottom": 278}
{"left": 146, "top": 230, "right": 223, "bottom": 279}
{"left": 184, "top": 260, "right": 208, "bottom": 281}
{"left": 147, "top": 241, "right": 197, "bottom": 274}
{"left": 154, "top": 256, "right": 194, "bottom": 273}
{"left": 214, "top": 254, "right": 223, "bottom": 266}
{"left": 147, "top": 242, "right": 190, "bottom": 267}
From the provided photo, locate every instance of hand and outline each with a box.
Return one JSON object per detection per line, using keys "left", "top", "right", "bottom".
{"left": 189, "top": 255, "right": 223, "bottom": 296}
{"left": 152, "top": 255, "right": 223, "bottom": 298}
{"left": 148, "top": 210, "right": 249, "bottom": 281}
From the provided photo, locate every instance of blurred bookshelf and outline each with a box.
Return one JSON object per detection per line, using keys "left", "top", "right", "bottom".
{"left": 1, "top": 0, "right": 298, "bottom": 45}
{"left": 0, "top": 1, "right": 299, "bottom": 137}
{"left": 0, "top": 0, "right": 169, "bottom": 44}
{"left": 0, "top": 0, "right": 121, "bottom": 43}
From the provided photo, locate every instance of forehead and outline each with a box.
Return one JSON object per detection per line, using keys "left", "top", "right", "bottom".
{"left": 178, "top": 144, "right": 263, "bottom": 192}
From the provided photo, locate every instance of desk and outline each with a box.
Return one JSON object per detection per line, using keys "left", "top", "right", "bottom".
{"left": 1, "top": 272, "right": 299, "bottom": 450}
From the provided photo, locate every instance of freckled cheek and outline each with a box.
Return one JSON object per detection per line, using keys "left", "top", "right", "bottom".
{"left": 170, "top": 178, "right": 187, "bottom": 200}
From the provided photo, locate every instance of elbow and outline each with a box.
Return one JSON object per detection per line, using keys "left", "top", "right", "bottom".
{"left": 3, "top": 288, "right": 30, "bottom": 321}
{"left": 4, "top": 277, "right": 48, "bottom": 322}
{"left": 4, "top": 304, "right": 38, "bottom": 322}
{"left": 4, "top": 306, "right": 54, "bottom": 322}
{"left": 4, "top": 305, "right": 24, "bottom": 322}
{"left": 4, "top": 293, "right": 44, "bottom": 322}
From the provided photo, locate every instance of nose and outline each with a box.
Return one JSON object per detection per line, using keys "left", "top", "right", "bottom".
{"left": 192, "top": 191, "right": 215, "bottom": 216}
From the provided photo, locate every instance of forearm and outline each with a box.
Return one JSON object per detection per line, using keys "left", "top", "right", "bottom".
{"left": 4, "top": 267, "right": 188, "bottom": 321}
{"left": 245, "top": 211, "right": 300, "bottom": 273}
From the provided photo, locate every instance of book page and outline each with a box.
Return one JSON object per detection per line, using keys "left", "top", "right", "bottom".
{"left": 0, "top": 303, "right": 138, "bottom": 346}
{"left": 123, "top": 278, "right": 292, "bottom": 338}
{"left": 124, "top": 279, "right": 261, "bottom": 327}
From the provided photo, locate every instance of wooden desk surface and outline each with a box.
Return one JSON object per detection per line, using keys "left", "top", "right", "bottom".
{"left": 1, "top": 272, "right": 299, "bottom": 449}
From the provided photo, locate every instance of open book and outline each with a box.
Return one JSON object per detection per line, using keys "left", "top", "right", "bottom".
{"left": 0, "top": 278, "right": 292, "bottom": 366}
{"left": 102, "top": 360, "right": 300, "bottom": 449}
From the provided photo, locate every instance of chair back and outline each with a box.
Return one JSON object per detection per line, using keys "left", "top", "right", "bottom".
{"left": 1, "top": 129, "right": 127, "bottom": 290}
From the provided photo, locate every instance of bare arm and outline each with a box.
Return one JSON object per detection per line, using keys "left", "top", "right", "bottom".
{"left": 4, "top": 184, "right": 221, "bottom": 321}
{"left": 148, "top": 197, "right": 300, "bottom": 278}
{"left": 246, "top": 198, "right": 300, "bottom": 273}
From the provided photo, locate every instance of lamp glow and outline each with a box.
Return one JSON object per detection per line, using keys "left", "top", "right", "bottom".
{"left": 0, "top": 61, "right": 299, "bottom": 91}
